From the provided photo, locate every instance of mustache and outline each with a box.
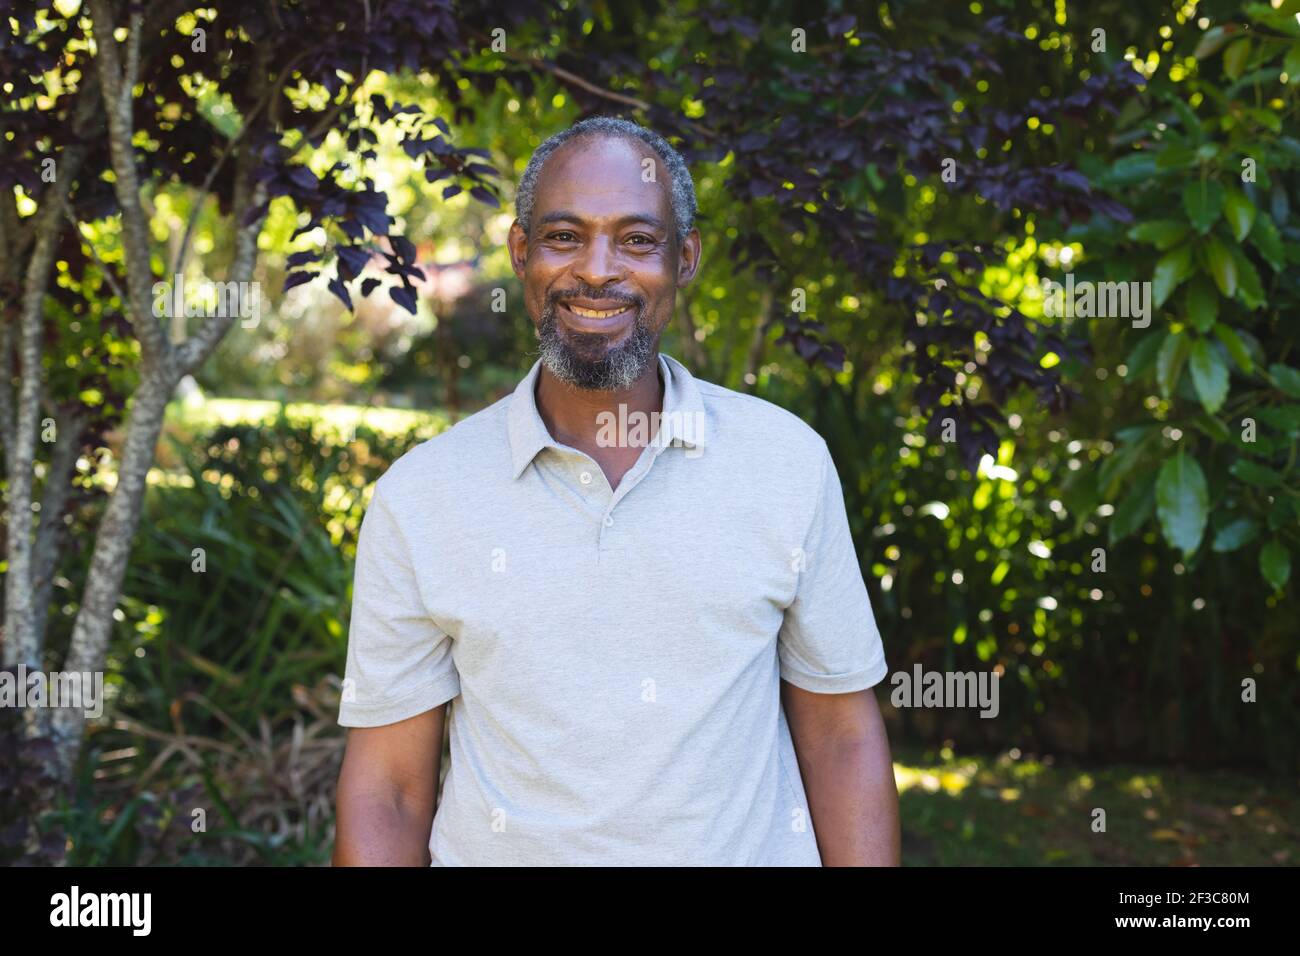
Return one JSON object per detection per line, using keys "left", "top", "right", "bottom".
{"left": 548, "top": 289, "right": 642, "bottom": 308}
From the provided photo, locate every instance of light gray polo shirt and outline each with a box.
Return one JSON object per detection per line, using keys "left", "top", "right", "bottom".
{"left": 338, "top": 352, "right": 888, "bottom": 865}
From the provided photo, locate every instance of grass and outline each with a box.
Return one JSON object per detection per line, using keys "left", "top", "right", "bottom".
{"left": 895, "top": 745, "right": 1300, "bottom": 865}
{"left": 165, "top": 395, "right": 452, "bottom": 441}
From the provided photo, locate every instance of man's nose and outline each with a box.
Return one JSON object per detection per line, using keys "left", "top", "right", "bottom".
{"left": 573, "top": 234, "right": 623, "bottom": 287}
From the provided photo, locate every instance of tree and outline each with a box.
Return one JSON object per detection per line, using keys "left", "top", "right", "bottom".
{"left": 0, "top": 0, "right": 531, "bottom": 791}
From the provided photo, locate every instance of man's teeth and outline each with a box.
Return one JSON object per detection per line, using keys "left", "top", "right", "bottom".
{"left": 567, "top": 304, "right": 629, "bottom": 318}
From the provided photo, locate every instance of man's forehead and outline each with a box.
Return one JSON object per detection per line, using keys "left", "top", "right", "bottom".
{"left": 535, "top": 136, "right": 669, "bottom": 214}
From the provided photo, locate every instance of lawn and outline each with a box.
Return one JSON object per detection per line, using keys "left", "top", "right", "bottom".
{"left": 896, "top": 746, "right": 1299, "bottom": 866}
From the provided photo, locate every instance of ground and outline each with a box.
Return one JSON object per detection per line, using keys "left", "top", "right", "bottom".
{"left": 896, "top": 746, "right": 1300, "bottom": 866}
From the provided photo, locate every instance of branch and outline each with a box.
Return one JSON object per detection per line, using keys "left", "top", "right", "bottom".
{"left": 30, "top": 404, "right": 87, "bottom": 645}
{"left": 464, "top": 28, "right": 718, "bottom": 141}
{"left": 121, "top": 8, "right": 143, "bottom": 115}
{"left": 62, "top": 198, "right": 129, "bottom": 306}
{"left": 87, "top": 0, "right": 171, "bottom": 366}
{"left": 171, "top": 48, "right": 307, "bottom": 278}
{"left": 174, "top": 146, "right": 268, "bottom": 373}
{"left": 0, "top": 153, "right": 79, "bottom": 671}
{"left": 0, "top": 318, "right": 16, "bottom": 465}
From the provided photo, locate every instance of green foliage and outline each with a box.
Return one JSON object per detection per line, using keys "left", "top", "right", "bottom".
{"left": 30, "top": 1, "right": 1300, "bottom": 867}
{"left": 1083, "top": 3, "right": 1300, "bottom": 588}
{"left": 58, "top": 409, "right": 446, "bottom": 864}
{"left": 117, "top": 409, "right": 434, "bottom": 739}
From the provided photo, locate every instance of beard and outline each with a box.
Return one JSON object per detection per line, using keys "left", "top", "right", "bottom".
{"left": 535, "top": 296, "right": 659, "bottom": 391}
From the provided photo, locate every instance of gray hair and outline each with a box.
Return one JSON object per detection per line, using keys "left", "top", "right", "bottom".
{"left": 515, "top": 116, "right": 697, "bottom": 246}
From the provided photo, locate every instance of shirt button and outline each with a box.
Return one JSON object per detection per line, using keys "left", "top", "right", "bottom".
{"left": 580, "top": 471, "right": 593, "bottom": 485}
{"left": 604, "top": 515, "right": 614, "bottom": 527}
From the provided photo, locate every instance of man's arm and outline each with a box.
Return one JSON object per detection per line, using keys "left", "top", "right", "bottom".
{"left": 333, "top": 704, "right": 447, "bottom": 866}
{"left": 781, "top": 680, "right": 900, "bottom": 866}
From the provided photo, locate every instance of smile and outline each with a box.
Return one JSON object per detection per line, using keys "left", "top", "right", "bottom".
{"left": 565, "top": 303, "right": 632, "bottom": 318}
{"left": 557, "top": 300, "right": 637, "bottom": 331}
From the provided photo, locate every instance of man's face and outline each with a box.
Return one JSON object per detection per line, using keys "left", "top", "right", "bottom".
{"left": 508, "top": 135, "right": 700, "bottom": 391}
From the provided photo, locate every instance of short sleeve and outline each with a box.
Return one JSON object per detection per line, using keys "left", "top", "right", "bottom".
{"left": 777, "top": 443, "right": 888, "bottom": 694}
{"left": 338, "top": 477, "right": 460, "bottom": 727}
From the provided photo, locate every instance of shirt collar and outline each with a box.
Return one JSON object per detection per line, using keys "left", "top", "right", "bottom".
{"left": 506, "top": 352, "right": 709, "bottom": 479}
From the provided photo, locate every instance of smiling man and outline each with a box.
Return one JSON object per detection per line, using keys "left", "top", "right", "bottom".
{"left": 333, "top": 116, "right": 900, "bottom": 867}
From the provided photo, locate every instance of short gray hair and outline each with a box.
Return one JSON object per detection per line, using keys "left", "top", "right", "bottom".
{"left": 515, "top": 116, "right": 697, "bottom": 246}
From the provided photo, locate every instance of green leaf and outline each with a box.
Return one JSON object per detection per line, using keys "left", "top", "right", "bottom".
{"left": 1128, "top": 329, "right": 1170, "bottom": 382}
{"left": 1223, "top": 38, "right": 1252, "bottom": 80}
{"left": 1109, "top": 472, "right": 1157, "bottom": 547}
{"left": 1184, "top": 275, "right": 1218, "bottom": 333}
{"left": 1157, "top": 330, "right": 1191, "bottom": 398}
{"left": 1153, "top": 243, "right": 1194, "bottom": 307}
{"left": 1126, "top": 330, "right": 1168, "bottom": 380}
{"left": 1156, "top": 146, "right": 1198, "bottom": 170}
{"left": 1249, "top": 214, "right": 1286, "bottom": 273}
{"left": 1098, "top": 435, "right": 1150, "bottom": 497}
{"left": 1222, "top": 186, "right": 1256, "bottom": 241}
{"left": 1189, "top": 339, "right": 1230, "bottom": 413}
{"left": 1183, "top": 180, "right": 1224, "bottom": 234}
{"left": 1212, "top": 324, "right": 1253, "bottom": 374}
{"left": 1245, "top": 107, "right": 1282, "bottom": 133}
{"left": 1212, "top": 517, "right": 1258, "bottom": 553}
{"left": 1127, "top": 219, "right": 1190, "bottom": 250}
{"left": 1260, "top": 539, "right": 1292, "bottom": 591}
{"left": 1230, "top": 245, "right": 1265, "bottom": 310}
{"left": 1268, "top": 363, "right": 1300, "bottom": 399}
{"left": 1191, "top": 410, "right": 1231, "bottom": 443}
{"left": 1106, "top": 155, "right": 1159, "bottom": 186}
{"left": 1249, "top": 5, "right": 1300, "bottom": 37}
{"left": 1235, "top": 328, "right": 1268, "bottom": 371}
{"left": 1193, "top": 25, "right": 1232, "bottom": 60}
{"left": 1200, "top": 235, "right": 1237, "bottom": 297}
{"left": 1165, "top": 92, "right": 1205, "bottom": 141}
{"left": 1284, "top": 42, "right": 1300, "bottom": 83}
{"left": 1232, "top": 459, "right": 1282, "bottom": 487}
{"left": 1156, "top": 451, "right": 1210, "bottom": 557}
{"left": 1268, "top": 496, "right": 1295, "bottom": 532}
{"left": 1255, "top": 405, "right": 1300, "bottom": 434}
{"left": 1115, "top": 424, "right": 1159, "bottom": 445}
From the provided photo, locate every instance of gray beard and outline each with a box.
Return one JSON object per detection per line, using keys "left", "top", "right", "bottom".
{"left": 535, "top": 302, "right": 658, "bottom": 391}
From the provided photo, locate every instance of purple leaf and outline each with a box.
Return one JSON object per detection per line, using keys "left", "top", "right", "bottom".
{"left": 328, "top": 275, "right": 353, "bottom": 311}
{"left": 283, "top": 270, "right": 316, "bottom": 292}
{"left": 390, "top": 285, "right": 417, "bottom": 314}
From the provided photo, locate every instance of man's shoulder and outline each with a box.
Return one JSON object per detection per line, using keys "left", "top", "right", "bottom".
{"left": 691, "top": 372, "right": 828, "bottom": 462}
{"left": 373, "top": 393, "right": 512, "bottom": 500}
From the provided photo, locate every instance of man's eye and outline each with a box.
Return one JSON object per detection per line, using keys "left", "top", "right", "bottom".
{"left": 627, "top": 235, "right": 654, "bottom": 245}
{"left": 548, "top": 231, "right": 577, "bottom": 242}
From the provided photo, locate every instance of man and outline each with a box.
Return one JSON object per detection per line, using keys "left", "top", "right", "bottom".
{"left": 333, "top": 116, "right": 899, "bottom": 866}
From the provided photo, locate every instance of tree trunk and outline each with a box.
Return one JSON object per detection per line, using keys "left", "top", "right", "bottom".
{"left": 48, "top": 365, "right": 178, "bottom": 778}
{"left": 29, "top": 405, "right": 88, "bottom": 663}
{"left": 2, "top": 167, "right": 78, "bottom": 677}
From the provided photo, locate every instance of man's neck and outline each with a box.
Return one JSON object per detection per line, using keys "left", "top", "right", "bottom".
{"left": 535, "top": 355, "right": 664, "bottom": 462}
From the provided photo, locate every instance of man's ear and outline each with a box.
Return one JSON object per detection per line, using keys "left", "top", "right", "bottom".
{"left": 507, "top": 220, "right": 528, "bottom": 279}
{"left": 676, "top": 228, "right": 702, "bottom": 288}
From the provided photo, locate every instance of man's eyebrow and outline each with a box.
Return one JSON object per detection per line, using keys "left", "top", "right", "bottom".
{"left": 537, "top": 211, "right": 668, "bottom": 231}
